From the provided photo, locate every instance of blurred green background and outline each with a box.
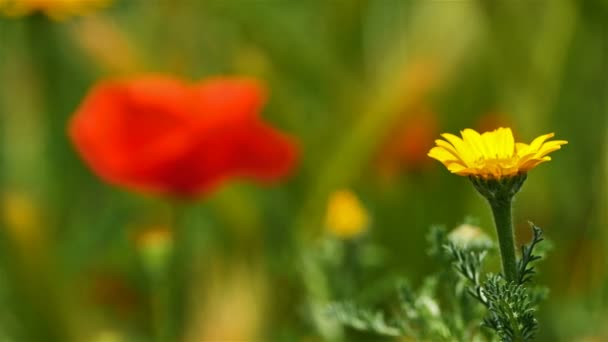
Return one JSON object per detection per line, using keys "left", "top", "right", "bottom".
{"left": 0, "top": 0, "right": 607, "bottom": 341}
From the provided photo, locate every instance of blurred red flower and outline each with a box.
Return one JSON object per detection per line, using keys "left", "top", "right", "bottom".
{"left": 476, "top": 111, "right": 513, "bottom": 133}
{"left": 375, "top": 106, "right": 438, "bottom": 179}
{"left": 69, "top": 75, "right": 298, "bottom": 197}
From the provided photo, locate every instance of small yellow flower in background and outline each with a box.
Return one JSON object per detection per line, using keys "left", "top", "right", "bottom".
{"left": 325, "top": 189, "right": 369, "bottom": 239}
{"left": 131, "top": 225, "right": 173, "bottom": 272}
{"left": 0, "top": 0, "right": 111, "bottom": 20}
{"left": 1, "top": 192, "right": 43, "bottom": 247}
{"left": 428, "top": 127, "right": 567, "bottom": 179}
{"left": 132, "top": 225, "right": 172, "bottom": 250}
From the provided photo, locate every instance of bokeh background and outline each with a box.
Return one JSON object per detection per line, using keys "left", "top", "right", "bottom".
{"left": 0, "top": 0, "right": 606, "bottom": 341}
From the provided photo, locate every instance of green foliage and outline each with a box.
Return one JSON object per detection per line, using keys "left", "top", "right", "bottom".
{"left": 328, "top": 276, "right": 476, "bottom": 341}
{"left": 327, "top": 302, "right": 401, "bottom": 337}
{"left": 517, "top": 222, "right": 544, "bottom": 285}
{"left": 329, "top": 223, "right": 549, "bottom": 342}
{"left": 480, "top": 275, "right": 538, "bottom": 342}
{"left": 447, "top": 223, "right": 548, "bottom": 342}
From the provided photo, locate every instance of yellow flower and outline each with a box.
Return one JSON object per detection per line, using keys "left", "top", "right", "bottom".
{"left": 1, "top": 192, "right": 43, "bottom": 248}
{"left": 131, "top": 225, "right": 173, "bottom": 272}
{"left": 428, "top": 127, "right": 567, "bottom": 179}
{"left": 325, "top": 189, "right": 369, "bottom": 239}
{"left": 0, "top": 0, "right": 110, "bottom": 20}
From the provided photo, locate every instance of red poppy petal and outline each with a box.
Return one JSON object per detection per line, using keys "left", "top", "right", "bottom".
{"left": 193, "top": 78, "right": 266, "bottom": 124}
{"left": 232, "top": 119, "right": 299, "bottom": 181}
{"left": 150, "top": 118, "right": 298, "bottom": 197}
{"left": 69, "top": 76, "right": 197, "bottom": 189}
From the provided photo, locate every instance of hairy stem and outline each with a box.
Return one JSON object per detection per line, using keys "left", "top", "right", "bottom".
{"left": 489, "top": 200, "right": 518, "bottom": 283}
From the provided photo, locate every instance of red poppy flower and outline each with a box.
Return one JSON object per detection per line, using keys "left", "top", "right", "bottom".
{"left": 69, "top": 75, "right": 298, "bottom": 197}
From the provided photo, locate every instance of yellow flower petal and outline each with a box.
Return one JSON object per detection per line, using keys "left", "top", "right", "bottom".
{"left": 528, "top": 133, "right": 555, "bottom": 152}
{"left": 515, "top": 142, "right": 530, "bottom": 156}
{"left": 461, "top": 128, "right": 488, "bottom": 158}
{"left": 481, "top": 131, "right": 497, "bottom": 157}
{"left": 440, "top": 133, "right": 475, "bottom": 165}
{"left": 433, "top": 140, "right": 463, "bottom": 161}
{"left": 428, "top": 127, "right": 567, "bottom": 179}
{"left": 428, "top": 146, "right": 460, "bottom": 164}
{"left": 447, "top": 163, "right": 470, "bottom": 175}
{"left": 502, "top": 128, "right": 515, "bottom": 158}
{"left": 519, "top": 156, "right": 551, "bottom": 171}
{"left": 535, "top": 140, "right": 568, "bottom": 158}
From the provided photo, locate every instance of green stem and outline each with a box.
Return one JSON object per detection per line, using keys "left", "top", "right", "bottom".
{"left": 168, "top": 203, "right": 188, "bottom": 341}
{"left": 150, "top": 267, "right": 171, "bottom": 342}
{"left": 489, "top": 199, "right": 518, "bottom": 283}
{"left": 146, "top": 203, "right": 188, "bottom": 342}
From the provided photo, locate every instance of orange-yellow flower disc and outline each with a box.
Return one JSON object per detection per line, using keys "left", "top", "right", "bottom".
{"left": 428, "top": 127, "right": 567, "bottom": 179}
